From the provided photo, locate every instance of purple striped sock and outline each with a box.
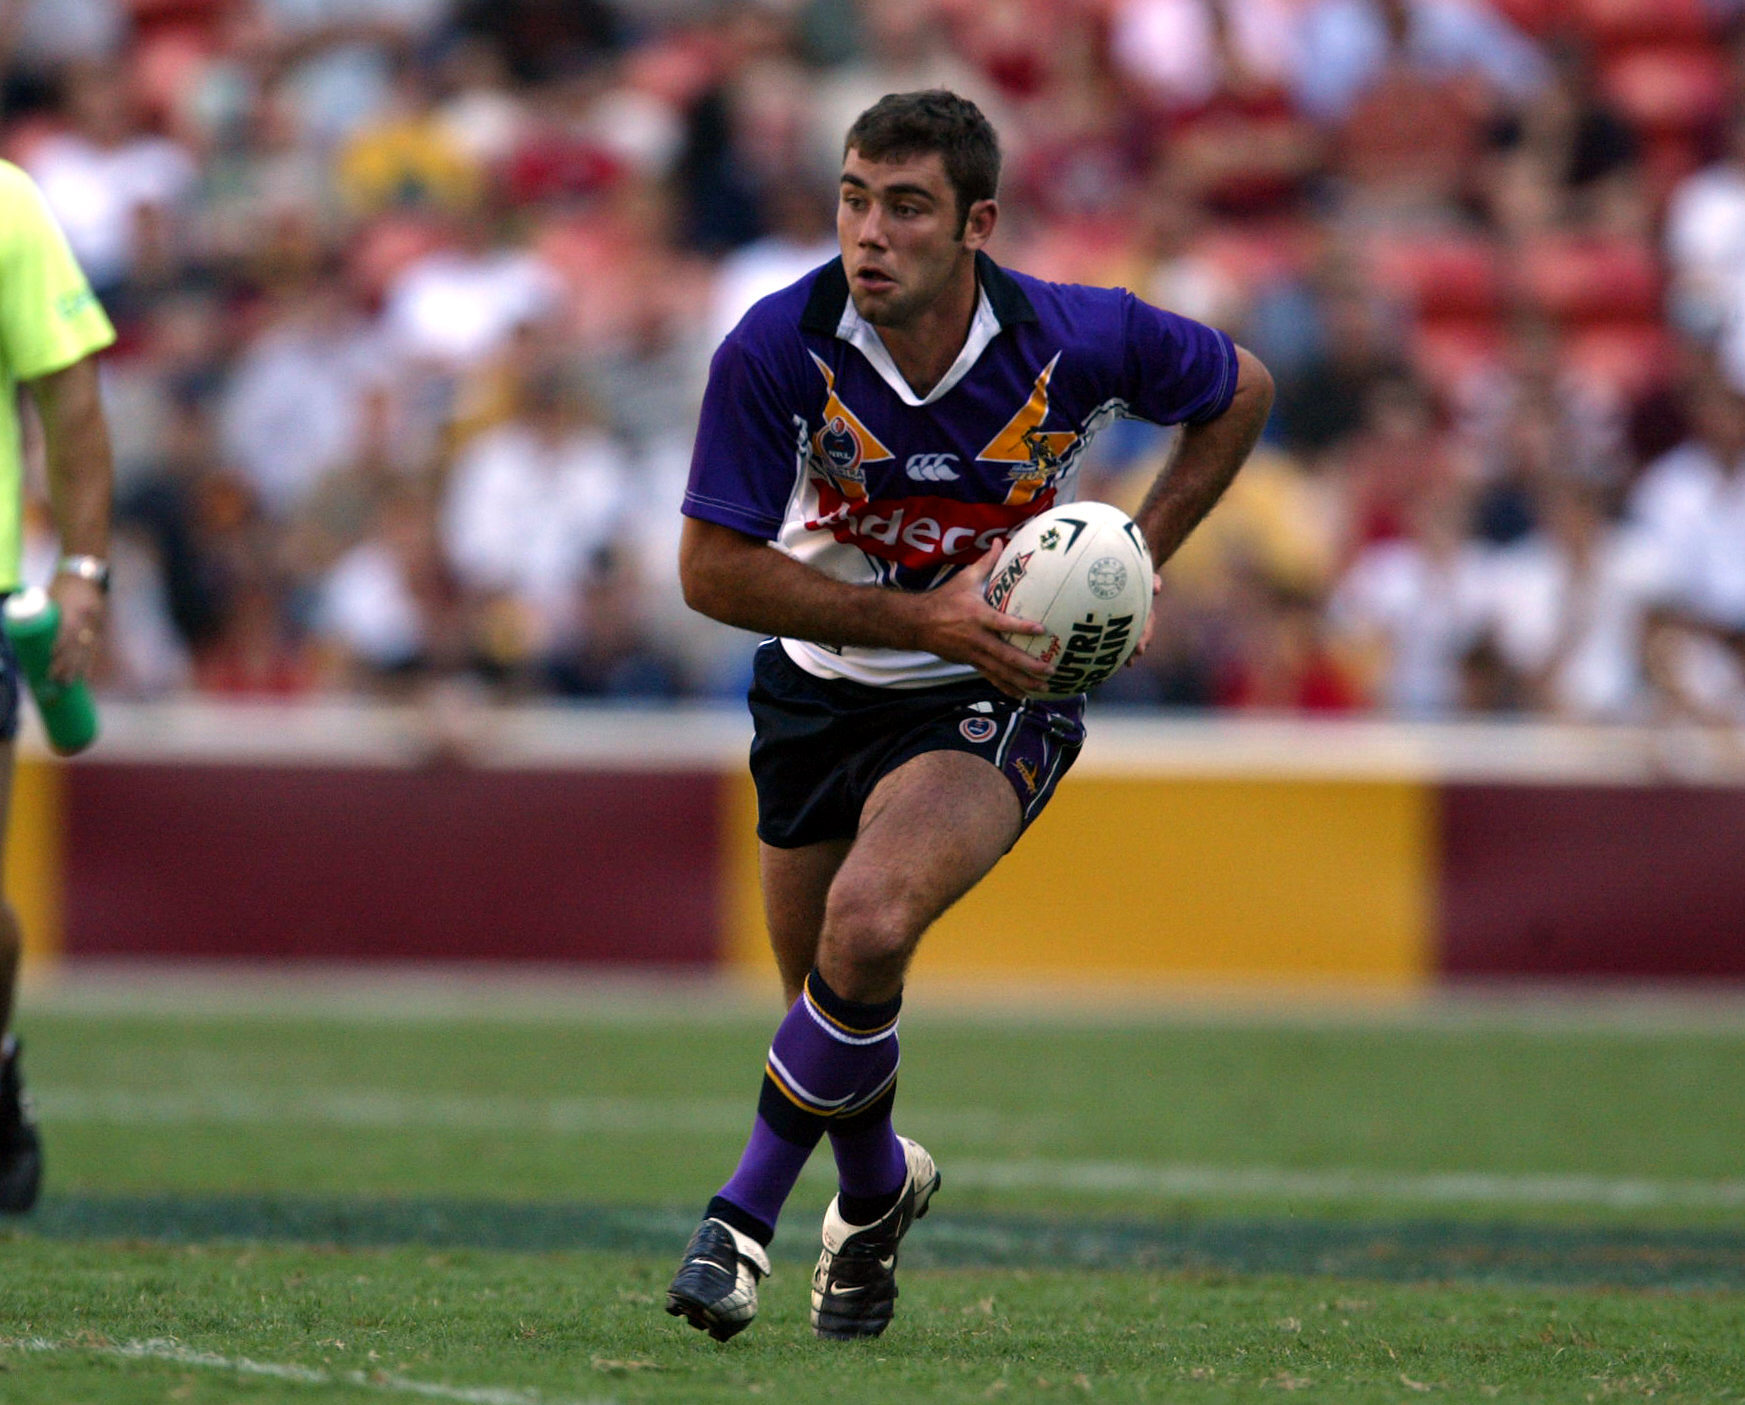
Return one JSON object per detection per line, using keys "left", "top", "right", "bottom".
{"left": 713, "top": 969, "right": 903, "bottom": 1238}
{"left": 829, "top": 1083, "right": 907, "bottom": 1203}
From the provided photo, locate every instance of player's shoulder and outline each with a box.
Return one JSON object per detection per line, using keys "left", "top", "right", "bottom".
{"left": 0, "top": 159, "right": 48, "bottom": 217}
{"left": 990, "top": 260, "right": 1149, "bottom": 345}
{"left": 0, "top": 159, "right": 40, "bottom": 195}
{"left": 0, "top": 159, "right": 60, "bottom": 244}
{"left": 720, "top": 258, "right": 843, "bottom": 360}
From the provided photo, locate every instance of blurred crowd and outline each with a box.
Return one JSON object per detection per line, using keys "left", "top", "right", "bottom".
{"left": 9, "top": 0, "right": 1745, "bottom": 723}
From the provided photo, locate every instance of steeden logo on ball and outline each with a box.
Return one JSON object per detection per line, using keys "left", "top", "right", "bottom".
{"left": 982, "top": 501, "right": 1154, "bottom": 700}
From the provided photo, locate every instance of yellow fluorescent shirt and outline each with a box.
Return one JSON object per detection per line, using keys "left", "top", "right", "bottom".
{"left": 0, "top": 158, "right": 116, "bottom": 590}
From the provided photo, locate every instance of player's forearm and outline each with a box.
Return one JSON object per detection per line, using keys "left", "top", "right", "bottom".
{"left": 28, "top": 357, "right": 113, "bottom": 560}
{"left": 680, "top": 517, "right": 931, "bottom": 651}
{"left": 1136, "top": 345, "right": 1273, "bottom": 567}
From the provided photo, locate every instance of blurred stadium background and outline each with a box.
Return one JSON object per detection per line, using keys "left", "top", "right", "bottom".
{"left": 11, "top": 0, "right": 1745, "bottom": 724}
{"left": 2, "top": 0, "right": 1745, "bottom": 983}
{"left": 6, "top": 8, "right": 1745, "bottom": 1396}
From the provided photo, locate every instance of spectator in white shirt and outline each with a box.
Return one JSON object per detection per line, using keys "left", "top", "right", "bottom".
{"left": 1629, "top": 369, "right": 1745, "bottom": 634}
{"left": 1491, "top": 477, "right": 1671, "bottom": 720}
{"left": 1329, "top": 482, "right": 1497, "bottom": 716}
{"left": 380, "top": 208, "right": 565, "bottom": 375}
{"left": 440, "top": 366, "right": 632, "bottom": 659}
{"left": 218, "top": 279, "right": 382, "bottom": 520}
{"left": 1294, "top": 0, "right": 1547, "bottom": 125}
{"left": 1664, "top": 113, "right": 1745, "bottom": 351}
{"left": 25, "top": 59, "right": 199, "bottom": 296}
{"left": 1109, "top": 0, "right": 1303, "bottom": 111}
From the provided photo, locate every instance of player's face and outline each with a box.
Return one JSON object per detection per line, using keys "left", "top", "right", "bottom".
{"left": 838, "top": 149, "right": 991, "bottom": 329}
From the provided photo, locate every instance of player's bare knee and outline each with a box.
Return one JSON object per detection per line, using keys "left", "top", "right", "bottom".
{"left": 820, "top": 917, "right": 914, "bottom": 983}
{"left": 818, "top": 885, "right": 919, "bottom": 994}
{"left": 825, "top": 873, "right": 920, "bottom": 943}
{"left": 817, "top": 940, "right": 908, "bottom": 1004}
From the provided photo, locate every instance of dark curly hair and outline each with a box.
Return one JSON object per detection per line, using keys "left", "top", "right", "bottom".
{"left": 843, "top": 90, "right": 1001, "bottom": 236}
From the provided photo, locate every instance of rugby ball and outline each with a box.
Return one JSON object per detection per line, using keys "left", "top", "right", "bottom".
{"left": 983, "top": 501, "right": 1154, "bottom": 699}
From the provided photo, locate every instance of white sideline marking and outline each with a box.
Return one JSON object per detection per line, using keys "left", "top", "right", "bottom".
{"left": 2, "top": 1337, "right": 614, "bottom": 1405}
{"left": 45, "top": 1087, "right": 755, "bottom": 1135}
{"left": 39, "top": 1086, "right": 1745, "bottom": 1211}
{"left": 945, "top": 1160, "right": 1745, "bottom": 1210}
{"left": 29, "top": 961, "right": 1745, "bottom": 1033}
{"left": 39, "top": 1086, "right": 1053, "bottom": 1144}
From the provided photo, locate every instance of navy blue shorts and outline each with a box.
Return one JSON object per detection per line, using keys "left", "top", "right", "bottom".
{"left": 748, "top": 640, "right": 1086, "bottom": 849}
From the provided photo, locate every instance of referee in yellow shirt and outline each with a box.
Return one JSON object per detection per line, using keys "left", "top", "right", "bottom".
{"left": 0, "top": 157, "right": 117, "bottom": 1212}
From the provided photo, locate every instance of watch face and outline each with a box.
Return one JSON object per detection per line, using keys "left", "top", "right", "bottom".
{"left": 60, "top": 557, "right": 110, "bottom": 592}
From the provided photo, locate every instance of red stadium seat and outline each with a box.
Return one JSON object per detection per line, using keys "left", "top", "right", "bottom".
{"left": 1368, "top": 231, "right": 1504, "bottom": 319}
{"left": 126, "top": 0, "right": 226, "bottom": 24}
{"left": 1514, "top": 233, "right": 1662, "bottom": 324}
{"left": 1569, "top": 0, "right": 1713, "bottom": 46}
{"left": 1488, "top": 0, "right": 1568, "bottom": 38}
{"left": 1560, "top": 321, "right": 1676, "bottom": 397}
{"left": 1196, "top": 221, "right": 1317, "bottom": 289}
{"left": 1412, "top": 320, "right": 1507, "bottom": 395}
{"left": 1599, "top": 44, "right": 1730, "bottom": 137}
{"left": 1639, "top": 130, "right": 1706, "bottom": 206}
{"left": 133, "top": 29, "right": 216, "bottom": 129}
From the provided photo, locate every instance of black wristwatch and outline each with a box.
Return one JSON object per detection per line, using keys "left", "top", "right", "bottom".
{"left": 57, "top": 554, "right": 111, "bottom": 594}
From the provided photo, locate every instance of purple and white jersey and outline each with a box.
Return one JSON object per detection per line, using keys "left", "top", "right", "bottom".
{"left": 683, "top": 253, "right": 1237, "bottom": 687}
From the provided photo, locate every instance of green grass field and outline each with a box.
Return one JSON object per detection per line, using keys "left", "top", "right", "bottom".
{"left": 3, "top": 976, "right": 1744, "bottom": 1403}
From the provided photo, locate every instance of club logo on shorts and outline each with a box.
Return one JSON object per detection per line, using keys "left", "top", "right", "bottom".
{"left": 959, "top": 716, "right": 998, "bottom": 744}
{"left": 1013, "top": 757, "right": 1040, "bottom": 796}
{"left": 1088, "top": 557, "right": 1128, "bottom": 599}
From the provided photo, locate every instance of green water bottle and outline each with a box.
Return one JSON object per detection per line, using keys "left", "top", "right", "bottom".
{"left": 3, "top": 587, "right": 98, "bottom": 756}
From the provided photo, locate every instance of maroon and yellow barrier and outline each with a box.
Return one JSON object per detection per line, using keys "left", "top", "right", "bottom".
{"left": 9, "top": 707, "right": 1745, "bottom": 983}
{"left": 6, "top": 757, "right": 62, "bottom": 968}
{"left": 726, "top": 772, "right": 1436, "bottom": 986}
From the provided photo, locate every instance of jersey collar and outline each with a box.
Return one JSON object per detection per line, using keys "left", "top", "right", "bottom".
{"left": 799, "top": 252, "right": 1038, "bottom": 407}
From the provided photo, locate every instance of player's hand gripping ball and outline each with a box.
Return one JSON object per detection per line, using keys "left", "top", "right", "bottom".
{"left": 983, "top": 501, "right": 1155, "bottom": 700}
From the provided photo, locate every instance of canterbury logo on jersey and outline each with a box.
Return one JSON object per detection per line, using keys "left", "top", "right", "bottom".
{"left": 806, "top": 351, "right": 1076, "bottom": 505}
{"left": 905, "top": 453, "right": 960, "bottom": 482}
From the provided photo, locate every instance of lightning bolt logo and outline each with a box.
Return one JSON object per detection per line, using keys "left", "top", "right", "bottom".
{"left": 978, "top": 352, "right": 1079, "bottom": 506}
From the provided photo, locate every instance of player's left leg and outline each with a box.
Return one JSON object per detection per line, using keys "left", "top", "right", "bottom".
{"left": 664, "top": 840, "right": 849, "bottom": 1340}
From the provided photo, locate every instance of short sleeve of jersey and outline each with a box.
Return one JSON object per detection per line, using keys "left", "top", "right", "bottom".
{"left": 1117, "top": 291, "right": 1238, "bottom": 427}
{"left": 683, "top": 332, "right": 803, "bottom": 540}
{"left": 0, "top": 161, "right": 116, "bottom": 382}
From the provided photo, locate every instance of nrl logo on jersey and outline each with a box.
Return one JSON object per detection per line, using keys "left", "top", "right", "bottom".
{"left": 808, "top": 353, "right": 892, "bottom": 500}
{"left": 978, "top": 351, "right": 1080, "bottom": 506}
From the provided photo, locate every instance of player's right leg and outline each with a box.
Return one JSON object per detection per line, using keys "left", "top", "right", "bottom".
{"left": 664, "top": 834, "right": 849, "bottom": 1340}
{"left": 761, "top": 837, "right": 851, "bottom": 1006}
